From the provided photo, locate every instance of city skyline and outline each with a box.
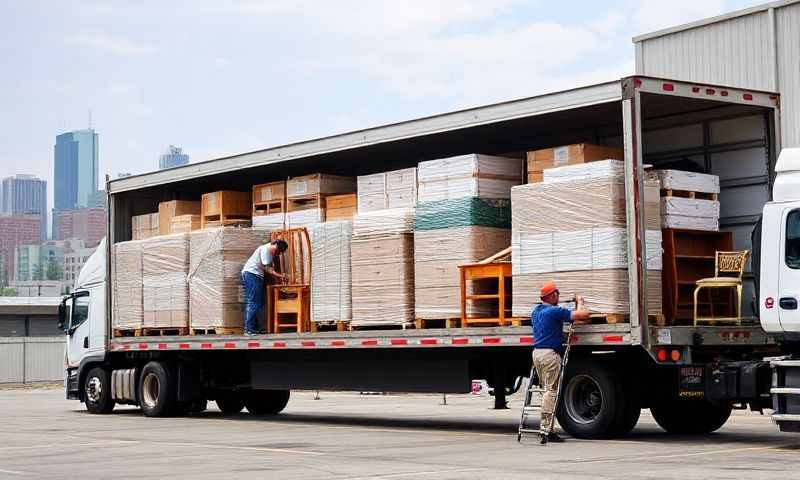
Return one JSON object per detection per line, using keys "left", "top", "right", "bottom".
{"left": 1, "top": 174, "right": 47, "bottom": 241}
{"left": 159, "top": 144, "right": 189, "bottom": 170}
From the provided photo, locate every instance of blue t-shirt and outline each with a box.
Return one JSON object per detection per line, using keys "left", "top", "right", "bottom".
{"left": 532, "top": 303, "right": 572, "bottom": 352}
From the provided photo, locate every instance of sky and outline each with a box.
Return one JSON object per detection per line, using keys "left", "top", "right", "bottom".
{"left": 0, "top": 0, "right": 761, "bottom": 209}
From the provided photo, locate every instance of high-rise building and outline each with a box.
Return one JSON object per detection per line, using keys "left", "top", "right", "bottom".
{"left": 0, "top": 215, "right": 40, "bottom": 286}
{"left": 1, "top": 174, "right": 47, "bottom": 240}
{"left": 54, "top": 129, "right": 99, "bottom": 211}
{"left": 13, "top": 241, "right": 65, "bottom": 282}
{"left": 159, "top": 145, "right": 189, "bottom": 170}
{"left": 62, "top": 238, "right": 96, "bottom": 287}
{"left": 54, "top": 208, "right": 106, "bottom": 248}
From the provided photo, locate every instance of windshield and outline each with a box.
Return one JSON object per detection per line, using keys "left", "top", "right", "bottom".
{"left": 70, "top": 295, "right": 90, "bottom": 332}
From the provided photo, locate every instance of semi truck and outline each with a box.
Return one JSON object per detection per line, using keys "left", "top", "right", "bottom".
{"left": 59, "top": 75, "right": 800, "bottom": 438}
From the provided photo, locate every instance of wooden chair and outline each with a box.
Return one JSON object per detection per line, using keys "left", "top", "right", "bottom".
{"left": 693, "top": 250, "right": 750, "bottom": 326}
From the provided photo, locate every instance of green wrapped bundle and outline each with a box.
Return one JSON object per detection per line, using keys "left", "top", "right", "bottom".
{"left": 415, "top": 197, "right": 511, "bottom": 231}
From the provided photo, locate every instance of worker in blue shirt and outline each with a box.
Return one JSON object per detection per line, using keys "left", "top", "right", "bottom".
{"left": 532, "top": 281, "right": 589, "bottom": 444}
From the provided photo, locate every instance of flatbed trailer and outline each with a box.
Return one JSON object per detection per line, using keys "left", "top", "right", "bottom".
{"left": 61, "top": 75, "right": 796, "bottom": 438}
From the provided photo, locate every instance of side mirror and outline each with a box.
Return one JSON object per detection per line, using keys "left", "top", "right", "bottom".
{"left": 57, "top": 301, "right": 67, "bottom": 333}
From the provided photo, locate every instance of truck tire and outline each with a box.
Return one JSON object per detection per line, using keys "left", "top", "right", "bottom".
{"left": 556, "top": 359, "right": 624, "bottom": 439}
{"left": 650, "top": 399, "right": 732, "bottom": 434}
{"left": 244, "top": 390, "right": 290, "bottom": 415}
{"left": 610, "top": 377, "right": 641, "bottom": 436}
{"left": 139, "top": 361, "right": 178, "bottom": 417}
{"left": 216, "top": 396, "right": 245, "bottom": 414}
{"left": 84, "top": 367, "right": 115, "bottom": 414}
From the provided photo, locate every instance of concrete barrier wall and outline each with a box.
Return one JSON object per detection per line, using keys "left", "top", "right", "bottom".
{"left": 0, "top": 337, "right": 64, "bottom": 384}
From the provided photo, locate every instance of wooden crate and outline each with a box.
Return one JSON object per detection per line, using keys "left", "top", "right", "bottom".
{"left": 201, "top": 191, "right": 251, "bottom": 229}
{"left": 286, "top": 174, "right": 354, "bottom": 199}
{"left": 287, "top": 194, "right": 326, "bottom": 212}
{"left": 169, "top": 214, "right": 201, "bottom": 234}
{"left": 132, "top": 212, "right": 159, "bottom": 240}
{"left": 325, "top": 193, "right": 357, "bottom": 220}
{"left": 158, "top": 200, "right": 200, "bottom": 235}
{"left": 527, "top": 143, "right": 623, "bottom": 172}
{"left": 526, "top": 171, "right": 544, "bottom": 184}
{"left": 253, "top": 181, "right": 286, "bottom": 217}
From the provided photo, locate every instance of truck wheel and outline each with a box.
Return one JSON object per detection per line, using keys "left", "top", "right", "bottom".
{"left": 650, "top": 399, "right": 732, "bottom": 434}
{"left": 84, "top": 367, "right": 115, "bottom": 414}
{"left": 556, "top": 360, "right": 623, "bottom": 439}
{"left": 611, "top": 378, "right": 641, "bottom": 436}
{"left": 216, "top": 396, "right": 245, "bottom": 414}
{"left": 244, "top": 390, "right": 290, "bottom": 415}
{"left": 139, "top": 361, "right": 178, "bottom": 417}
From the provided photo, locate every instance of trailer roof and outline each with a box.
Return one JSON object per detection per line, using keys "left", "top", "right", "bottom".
{"left": 108, "top": 80, "right": 621, "bottom": 194}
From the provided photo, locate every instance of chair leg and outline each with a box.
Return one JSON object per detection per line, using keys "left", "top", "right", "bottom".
{"left": 693, "top": 286, "right": 701, "bottom": 327}
{"left": 736, "top": 284, "right": 743, "bottom": 325}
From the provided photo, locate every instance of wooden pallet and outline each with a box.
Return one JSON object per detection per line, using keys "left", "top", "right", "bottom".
{"left": 348, "top": 323, "right": 414, "bottom": 331}
{"left": 588, "top": 313, "right": 665, "bottom": 325}
{"left": 661, "top": 189, "right": 718, "bottom": 201}
{"left": 202, "top": 217, "right": 252, "bottom": 229}
{"left": 141, "top": 327, "right": 190, "bottom": 337}
{"left": 415, "top": 318, "right": 461, "bottom": 329}
{"left": 190, "top": 327, "right": 243, "bottom": 335}
{"left": 310, "top": 321, "right": 349, "bottom": 332}
{"left": 113, "top": 328, "right": 142, "bottom": 338}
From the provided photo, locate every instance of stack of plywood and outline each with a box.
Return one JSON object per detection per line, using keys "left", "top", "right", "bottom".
{"left": 350, "top": 208, "right": 415, "bottom": 327}
{"left": 159, "top": 200, "right": 200, "bottom": 235}
{"left": 286, "top": 174, "right": 355, "bottom": 226}
{"left": 142, "top": 233, "right": 190, "bottom": 329}
{"left": 653, "top": 170, "right": 720, "bottom": 231}
{"left": 188, "top": 228, "right": 268, "bottom": 330}
{"left": 307, "top": 221, "right": 352, "bottom": 324}
{"left": 111, "top": 240, "right": 145, "bottom": 331}
{"left": 512, "top": 160, "right": 662, "bottom": 317}
{"left": 132, "top": 213, "right": 159, "bottom": 240}
{"left": 527, "top": 143, "right": 623, "bottom": 183}
{"left": 413, "top": 155, "right": 521, "bottom": 319}
{"left": 357, "top": 167, "right": 418, "bottom": 213}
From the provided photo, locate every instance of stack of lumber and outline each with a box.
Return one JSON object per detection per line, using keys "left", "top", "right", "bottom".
{"left": 111, "top": 240, "right": 145, "bottom": 331}
{"left": 169, "top": 214, "right": 201, "bottom": 234}
{"left": 142, "top": 234, "right": 190, "bottom": 329}
{"left": 527, "top": 143, "right": 623, "bottom": 183}
{"left": 350, "top": 208, "right": 415, "bottom": 327}
{"left": 325, "top": 194, "right": 358, "bottom": 221}
{"left": 132, "top": 213, "right": 159, "bottom": 240}
{"left": 159, "top": 200, "right": 200, "bottom": 235}
{"left": 188, "top": 228, "right": 269, "bottom": 330}
{"left": 308, "top": 221, "right": 353, "bottom": 324}
{"left": 287, "top": 174, "right": 355, "bottom": 226}
{"left": 512, "top": 160, "right": 663, "bottom": 317}
{"left": 357, "top": 168, "right": 418, "bottom": 213}
{"left": 652, "top": 170, "right": 720, "bottom": 231}
{"left": 252, "top": 181, "right": 286, "bottom": 229}
{"left": 201, "top": 191, "right": 251, "bottom": 229}
{"left": 413, "top": 155, "right": 520, "bottom": 319}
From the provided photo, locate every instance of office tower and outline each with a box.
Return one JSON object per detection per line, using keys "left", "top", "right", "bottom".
{"left": 159, "top": 145, "right": 189, "bottom": 170}
{"left": 1, "top": 174, "right": 47, "bottom": 240}
{"left": 54, "top": 129, "right": 99, "bottom": 211}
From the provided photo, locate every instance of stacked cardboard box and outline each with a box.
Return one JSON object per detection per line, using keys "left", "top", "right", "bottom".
{"left": 350, "top": 208, "right": 415, "bottom": 327}
{"left": 653, "top": 170, "right": 720, "bottom": 231}
{"left": 132, "top": 212, "right": 159, "bottom": 240}
{"left": 527, "top": 143, "right": 623, "bottom": 183}
{"left": 357, "top": 167, "right": 418, "bottom": 213}
{"left": 417, "top": 154, "right": 521, "bottom": 201}
{"left": 308, "top": 221, "right": 352, "bottom": 324}
{"left": 142, "top": 234, "right": 190, "bottom": 328}
{"left": 159, "top": 200, "right": 200, "bottom": 235}
{"left": 188, "top": 228, "right": 268, "bottom": 329}
{"left": 111, "top": 240, "right": 145, "bottom": 330}
{"left": 512, "top": 160, "right": 662, "bottom": 317}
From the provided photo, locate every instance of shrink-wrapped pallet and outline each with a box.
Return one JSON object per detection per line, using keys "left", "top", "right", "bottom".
{"left": 188, "top": 228, "right": 269, "bottom": 329}
{"left": 142, "top": 234, "right": 190, "bottom": 328}
{"left": 253, "top": 212, "right": 286, "bottom": 230}
{"left": 111, "top": 240, "right": 145, "bottom": 330}
{"left": 287, "top": 209, "right": 325, "bottom": 226}
{"left": 357, "top": 168, "right": 418, "bottom": 213}
{"left": 308, "top": 221, "right": 352, "bottom": 323}
{"left": 417, "top": 154, "right": 522, "bottom": 201}
{"left": 350, "top": 208, "right": 415, "bottom": 327}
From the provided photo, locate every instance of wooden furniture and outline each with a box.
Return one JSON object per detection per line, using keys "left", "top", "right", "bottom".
{"left": 201, "top": 191, "right": 251, "bottom": 229}
{"left": 268, "top": 228, "right": 312, "bottom": 333}
{"left": 158, "top": 200, "right": 200, "bottom": 235}
{"left": 458, "top": 248, "right": 515, "bottom": 327}
{"left": 325, "top": 193, "right": 358, "bottom": 220}
{"left": 694, "top": 250, "right": 750, "bottom": 326}
{"left": 661, "top": 229, "right": 734, "bottom": 325}
{"left": 252, "top": 181, "right": 286, "bottom": 217}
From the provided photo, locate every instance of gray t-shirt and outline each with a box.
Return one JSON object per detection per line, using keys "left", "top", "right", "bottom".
{"left": 242, "top": 244, "right": 274, "bottom": 278}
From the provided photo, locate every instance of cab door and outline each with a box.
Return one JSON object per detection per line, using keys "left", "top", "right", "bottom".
{"left": 778, "top": 208, "right": 800, "bottom": 332}
{"left": 66, "top": 292, "right": 91, "bottom": 368}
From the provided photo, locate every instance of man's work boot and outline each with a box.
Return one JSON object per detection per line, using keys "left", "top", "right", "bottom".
{"left": 547, "top": 432, "right": 565, "bottom": 443}
{"left": 538, "top": 433, "right": 548, "bottom": 445}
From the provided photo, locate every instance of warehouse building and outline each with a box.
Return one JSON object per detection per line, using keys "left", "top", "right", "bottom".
{"left": 0, "top": 297, "right": 63, "bottom": 383}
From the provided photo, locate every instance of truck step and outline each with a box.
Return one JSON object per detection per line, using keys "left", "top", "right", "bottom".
{"left": 771, "top": 387, "right": 800, "bottom": 395}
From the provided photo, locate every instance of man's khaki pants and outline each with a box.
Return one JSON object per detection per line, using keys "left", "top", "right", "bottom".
{"left": 533, "top": 348, "right": 562, "bottom": 433}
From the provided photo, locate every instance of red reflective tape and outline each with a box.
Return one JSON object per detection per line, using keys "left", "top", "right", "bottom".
{"left": 743, "top": 93, "right": 753, "bottom": 101}
{"left": 122, "top": 344, "right": 130, "bottom": 350}
{"left": 520, "top": 336, "right": 534, "bottom": 344}
{"left": 390, "top": 339, "right": 408, "bottom": 346}
{"left": 721, "top": 90, "right": 729, "bottom": 97}
{"left": 179, "top": 343, "right": 190, "bottom": 349}
{"left": 224, "top": 342, "right": 236, "bottom": 349}
{"left": 744, "top": 331, "right": 751, "bottom": 338}
{"left": 662, "top": 83, "right": 674, "bottom": 92}
{"left": 301, "top": 341, "right": 316, "bottom": 348}
{"left": 247, "top": 342, "right": 260, "bottom": 348}
{"left": 691, "top": 86, "right": 700, "bottom": 93}
{"left": 451, "top": 338, "right": 469, "bottom": 345}
{"left": 361, "top": 339, "right": 379, "bottom": 346}
{"left": 201, "top": 343, "right": 213, "bottom": 349}
{"left": 420, "top": 338, "right": 438, "bottom": 345}
{"left": 330, "top": 340, "right": 346, "bottom": 347}
{"left": 482, "top": 337, "right": 501, "bottom": 344}
{"left": 602, "top": 335, "right": 624, "bottom": 343}
{"left": 273, "top": 342, "right": 286, "bottom": 348}
{"left": 706, "top": 88, "right": 716, "bottom": 95}
{"left": 158, "top": 343, "right": 168, "bottom": 350}
{"left": 138, "top": 343, "right": 148, "bottom": 350}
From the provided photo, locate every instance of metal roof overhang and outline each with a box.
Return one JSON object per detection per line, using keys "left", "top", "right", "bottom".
{"left": 108, "top": 80, "right": 622, "bottom": 195}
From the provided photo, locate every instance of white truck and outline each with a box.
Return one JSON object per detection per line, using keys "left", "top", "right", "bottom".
{"left": 59, "top": 75, "right": 800, "bottom": 437}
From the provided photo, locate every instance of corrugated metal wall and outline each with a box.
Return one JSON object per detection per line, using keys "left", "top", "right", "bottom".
{"left": 0, "top": 337, "right": 63, "bottom": 383}
{"left": 635, "top": 2, "right": 800, "bottom": 148}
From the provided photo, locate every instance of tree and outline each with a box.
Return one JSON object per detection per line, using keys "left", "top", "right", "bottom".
{"left": 0, "top": 287, "right": 17, "bottom": 297}
{"left": 31, "top": 263, "right": 44, "bottom": 281}
{"left": 46, "top": 257, "right": 63, "bottom": 281}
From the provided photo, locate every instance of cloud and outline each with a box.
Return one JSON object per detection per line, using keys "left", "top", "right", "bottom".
{"left": 631, "top": 0, "right": 728, "bottom": 35}
{"left": 68, "top": 31, "right": 154, "bottom": 56}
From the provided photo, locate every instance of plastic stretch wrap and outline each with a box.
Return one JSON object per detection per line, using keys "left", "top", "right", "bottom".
{"left": 542, "top": 160, "right": 624, "bottom": 182}
{"left": 111, "top": 240, "right": 145, "bottom": 329}
{"left": 350, "top": 208, "right": 415, "bottom": 326}
{"left": 414, "top": 226, "right": 510, "bottom": 319}
{"left": 287, "top": 209, "right": 325, "bottom": 226}
{"left": 141, "top": 234, "right": 190, "bottom": 328}
{"left": 662, "top": 215, "right": 719, "bottom": 231}
{"left": 660, "top": 197, "right": 720, "bottom": 218}
{"left": 307, "top": 221, "right": 352, "bottom": 323}
{"left": 253, "top": 213, "right": 286, "bottom": 230}
{"left": 414, "top": 198, "right": 510, "bottom": 230}
{"left": 188, "top": 228, "right": 269, "bottom": 329}
{"left": 357, "top": 168, "right": 417, "bottom": 213}
{"left": 512, "top": 228, "right": 663, "bottom": 274}
{"left": 417, "top": 154, "right": 521, "bottom": 201}
{"left": 512, "top": 269, "right": 663, "bottom": 316}
{"left": 653, "top": 170, "right": 720, "bottom": 193}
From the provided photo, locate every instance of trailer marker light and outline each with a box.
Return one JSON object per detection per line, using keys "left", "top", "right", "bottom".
{"left": 362, "top": 339, "right": 379, "bottom": 346}
{"left": 634, "top": 78, "right": 642, "bottom": 87}
{"left": 662, "top": 83, "right": 674, "bottom": 92}
{"left": 520, "top": 336, "right": 533, "bottom": 344}
{"left": 421, "top": 338, "right": 439, "bottom": 345}
{"left": 706, "top": 88, "right": 716, "bottom": 95}
{"left": 122, "top": 344, "right": 130, "bottom": 351}
{"left": 670, "top": 350, "right": 681, "bottom": 362}
{"left": 452, "top": 338, "right": 469, "bottom": 345}
{"left": 743, "top": 93, "right": 753, "bottom": 101}
{"left": 656, "top": 349, "right": 667, "bottom": 362}
{"left": 602, "top": 335, "right": 623, "bottom": 343}
{"left": 721, "top": 90, "right": 729, "bottom": 97}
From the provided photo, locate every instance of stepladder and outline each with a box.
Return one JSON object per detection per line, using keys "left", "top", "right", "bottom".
{"left": 517, "top": 325, "right": 574, "bottom": 443}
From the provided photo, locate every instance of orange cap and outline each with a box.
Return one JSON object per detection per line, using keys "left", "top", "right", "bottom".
{"left": 540, "top": 281, "right": 558, "bottom": 298}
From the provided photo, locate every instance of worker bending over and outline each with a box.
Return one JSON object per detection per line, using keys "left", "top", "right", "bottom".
{"left": 241, "top": 239, "right": 288, "bottom": 335}
{"left": 532, "top": 281, "right": 590, "bottom": 444}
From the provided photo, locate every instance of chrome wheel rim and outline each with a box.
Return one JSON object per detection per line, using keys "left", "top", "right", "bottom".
{"left": 565, "top": 374, "right": 603, "bottom": 424}
{"left": 142, "top": 373, "right": 160, "bottom": 409}
{"left": 86, "top": 376, "right": 102, "bottom": 403}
